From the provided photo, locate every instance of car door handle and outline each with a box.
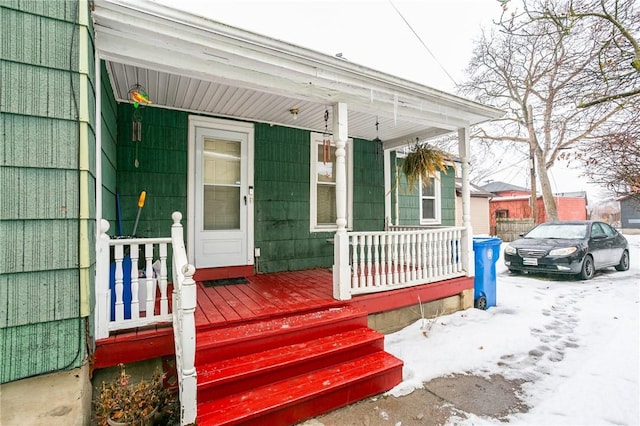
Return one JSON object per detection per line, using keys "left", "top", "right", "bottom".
{"left": 244, "top": 196, "right": 247, "bottom": 205}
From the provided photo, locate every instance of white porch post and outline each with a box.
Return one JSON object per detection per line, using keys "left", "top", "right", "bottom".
{"left": 332, "top": 102, "right": 351, "bottom": 300}
{"left": 95, "top": 219, "right": 111, "bottom": 339}
{"left": 458, "top": 126, "right": 475, "bottom": 277}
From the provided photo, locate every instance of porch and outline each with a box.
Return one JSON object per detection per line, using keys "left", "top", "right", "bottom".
{"left": 94, "top": 265, "right": 473, "bottom": 369}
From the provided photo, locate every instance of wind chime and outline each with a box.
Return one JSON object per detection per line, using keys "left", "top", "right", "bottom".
{"left": 128, "top": 82, "right": 152, "bottom": 168}
{"left": 322, "top": 108, "right": 331, "bottom": 164}
{"left": 373, "top": 117, "right": 383, "bottom": 165}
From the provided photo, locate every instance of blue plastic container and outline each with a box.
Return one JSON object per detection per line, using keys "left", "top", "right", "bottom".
{"left": 109, "top": 254, "right": 132, "bottom": 320}
{"left": 472, "top": 237, "right": 502, "bottom": 310}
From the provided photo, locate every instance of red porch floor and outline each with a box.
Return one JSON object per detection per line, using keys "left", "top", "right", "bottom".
{"left": 93, "top": 268, "right": 472, "bottom": 369}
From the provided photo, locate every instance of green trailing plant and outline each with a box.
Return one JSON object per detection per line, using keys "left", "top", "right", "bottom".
{"left": 401, "top": 142, "right": 453, "bottom": 192}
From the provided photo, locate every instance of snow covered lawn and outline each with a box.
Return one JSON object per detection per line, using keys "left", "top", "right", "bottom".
{"left": 385, "top": 234, "right": 640, "bottom": 425}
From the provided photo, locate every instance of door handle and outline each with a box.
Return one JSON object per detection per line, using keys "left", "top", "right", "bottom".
{"left": 244, "top": 195, "right": 247, "bottom": 205}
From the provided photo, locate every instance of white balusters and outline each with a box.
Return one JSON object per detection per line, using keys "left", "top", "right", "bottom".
{"left": 359, "top": 235, "right": 366, "bottom": 287}
{"left": 392, "top": 233, "right": 399, "bottom": 284}
{"left": 159, "top": 243, "right": 168, "bottom": 316}
{"left": 351, "top": 236, "right": 358, "bottom": 289}
{"left": 130, "top": 243, "right": 140, "bottom": 320}
{"left": 379, "top": 234, "right": 387, "bottom": 286}
{"left": 343, "top": 226, "right": 467, "bottom": 296}
{"left": 373, "top": 235, "right": 380, "bottom": 287}
{"left": 97, "top": 228, "right": 173, "bottom": 335}
{"left": 114, "top": 244, "right": 125, "bottom": 322}
{"left": 144, "top": 243, "right": 154, "bottom": 314}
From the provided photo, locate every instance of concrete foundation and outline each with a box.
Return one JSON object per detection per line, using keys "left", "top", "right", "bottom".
{"left": 0, "top": 364, "right": 92, "bottom": 426}
{"left": 368, "top": 289, "right": 474, "bottom": 334}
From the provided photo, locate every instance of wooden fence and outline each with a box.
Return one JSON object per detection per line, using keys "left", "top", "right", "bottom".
{"left": 496, "top": 218, "right": 535, "bottom": 242}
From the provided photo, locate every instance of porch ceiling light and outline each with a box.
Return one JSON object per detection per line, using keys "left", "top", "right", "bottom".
{"left": 289, "top": 108, "right": 299, "bottom": 120}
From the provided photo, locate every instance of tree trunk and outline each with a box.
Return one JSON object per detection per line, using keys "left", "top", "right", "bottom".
{"left": 535, "top": 148, "right": 558, "bottom": 221}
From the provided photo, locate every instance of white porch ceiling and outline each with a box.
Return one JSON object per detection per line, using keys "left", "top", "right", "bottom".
{"left": 93, "top": 0, "right": 503, "bottom": 147}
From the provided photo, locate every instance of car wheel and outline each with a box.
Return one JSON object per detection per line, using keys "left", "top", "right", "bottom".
{"left": 475, "top": 295, "right": 487, "bottom": 310}
{"left": 579, "top": 255, "right": 595, "bottom": 280}
{"left": 615, "top": 250, "right": 630, "bottom": 271}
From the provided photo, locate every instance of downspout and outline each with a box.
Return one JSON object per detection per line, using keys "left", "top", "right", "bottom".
{"left": 95, "top": 54, "right": 102, "bottom": 247}
{"left": 384, "top": 148, "right": 391, "bottom": 229}
{"left": 94, "top": 45, "right": 106, "bottom": 340}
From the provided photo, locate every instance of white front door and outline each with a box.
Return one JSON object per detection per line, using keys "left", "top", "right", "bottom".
{"left": 189, "top": 117, "right": 254, "bottom": 268}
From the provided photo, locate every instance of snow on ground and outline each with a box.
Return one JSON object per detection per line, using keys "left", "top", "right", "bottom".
{"left": 385, "top": 234, "right": 640, "bottom": 425}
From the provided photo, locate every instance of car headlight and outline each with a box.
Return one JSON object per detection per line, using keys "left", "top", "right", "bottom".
{"left": 549, "top": 247, "right": 577, "bottom": 256}
{"left": 505, "top": 245, "right": 517, "bottom": 255}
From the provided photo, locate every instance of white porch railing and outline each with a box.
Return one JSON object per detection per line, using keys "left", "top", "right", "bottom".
{"left": 170, "top": 212, "right": 197, "bottom": 425}
{"left": 346, "top": 226, "right": 466, "bottom": 296}
{"left": 95, "top": 220, "right": 172, "bottom": 339}
{"left": 95, "top": 212, "right": 197, "bottom": 425}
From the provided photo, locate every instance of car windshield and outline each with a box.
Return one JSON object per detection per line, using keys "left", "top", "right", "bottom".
{"left": 525, "top": 223, "right": 587, "bottom": 239}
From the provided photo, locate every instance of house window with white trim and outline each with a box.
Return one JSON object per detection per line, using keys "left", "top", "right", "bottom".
{"left": 310, "top": 132, "right": 352, "bottom": 232}
{"left": 420, "top": 174, "right": 441, "bottom": 224}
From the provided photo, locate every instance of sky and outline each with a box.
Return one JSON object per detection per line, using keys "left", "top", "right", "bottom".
{"left": 383, "top": 234, "right": 640, "bottom": 425}
{"left": 155, "top": 0, "right": 500, "bottom": 93}
{"left": 153, "top": 0, "right": 612, "bottom": 201}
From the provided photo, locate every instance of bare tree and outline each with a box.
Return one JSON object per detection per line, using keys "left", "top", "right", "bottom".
{"left": 461, "top": 2, "right": 626, "bottom": 221}
{"left": 515, "top": 0, "right": 640, "bottom": 108}
{"left": 562, "top": 107, "right": 640, "bottom": 199}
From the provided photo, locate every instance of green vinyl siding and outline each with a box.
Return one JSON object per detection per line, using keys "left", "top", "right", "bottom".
{"left": 113, "top": 116, "right": 388, "bottom": 273}
{"left": 439, "top": 171, "right": 456, "bottom": 226}
{"left": 254, "top": 124, "right": 386, "bottom": 272}
{"left": 253, "top": 124, "right": 332, "bottom": 272}
{"left": 114, "top": 104, "right": 189, "bottom": 237}
{"left": 0, "top": 0, "right": 91, "bottom": 383}
{"left": 100, "top": 61, "right": 118, "bottom": 226}
{"left": 0, "top": 319, "right": 85, "bottom": 383}
{"left": 352, "top": 138, "right": 385, "bottom": 231}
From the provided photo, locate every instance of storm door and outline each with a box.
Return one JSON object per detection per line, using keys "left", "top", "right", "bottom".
{"left": 190, "top": 118, "right": 254, "bottom": 268}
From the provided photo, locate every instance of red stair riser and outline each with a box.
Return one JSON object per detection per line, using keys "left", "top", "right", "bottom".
{"left": 197, "top": 352, "right": 403, "bottom": 426}
{"left": 197, "top": 328, "right": 384, "bottom": 401}
{"left": 196, "top": 308, "right": 368, "bottom": 365}
{"left": 237, "top": 368, "right": 403, "bottom": 426}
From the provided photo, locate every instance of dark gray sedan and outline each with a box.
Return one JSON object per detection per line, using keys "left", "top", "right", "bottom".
{"left": 504, "top": 220, "right": 629, "bottom": 280}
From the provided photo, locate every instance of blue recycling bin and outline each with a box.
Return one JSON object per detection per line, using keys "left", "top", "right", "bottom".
{"left": 472, "top": 237, "right": 502, "bottom": 310}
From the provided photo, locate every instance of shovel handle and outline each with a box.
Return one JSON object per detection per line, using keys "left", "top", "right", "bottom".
{"left": 137, "top": 191, "right": 146, "bottom": 208}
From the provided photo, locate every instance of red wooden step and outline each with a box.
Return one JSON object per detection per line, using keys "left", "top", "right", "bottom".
{"left": 197, "top": 327, "right": 384, "bottom": 401}
{"left": 197, "top": 351, "right": 404, "bottom": 426}
{"left": 196, "top": 305, "right": 368, "bottom": 365}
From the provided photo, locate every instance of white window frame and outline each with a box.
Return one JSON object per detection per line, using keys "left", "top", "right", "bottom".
{"left": 309, "top": 132, "right": 353, "bottom": 232}
{"left": 419, "top": 173, "right": 441, "bottom": 225}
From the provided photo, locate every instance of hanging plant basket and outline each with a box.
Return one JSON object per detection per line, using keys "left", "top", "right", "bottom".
{"left": 401, "top": 142, "right": 453, "bottom": 192}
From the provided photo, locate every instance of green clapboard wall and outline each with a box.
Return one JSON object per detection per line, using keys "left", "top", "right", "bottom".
{"left": 0, "top": 0, "right": 92, "bottom": 383}
{"left": 113, "top": 113, "right": 387, "bottom": 274}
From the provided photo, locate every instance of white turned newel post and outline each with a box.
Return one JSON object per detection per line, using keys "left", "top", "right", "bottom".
{"left": 170, "top": 212, "right": 198, "bottom": 425}
{"left": 458, "top": 127, "right": 475, "bottom": 277}
{"left": 180, "top": 263, "right": 197, "bottom": 425}
{"left": 95, "top": 219, "right": 111, "bottom": 339}
{"left": 332, "top": 102, "right": 351, "bottom": 300}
